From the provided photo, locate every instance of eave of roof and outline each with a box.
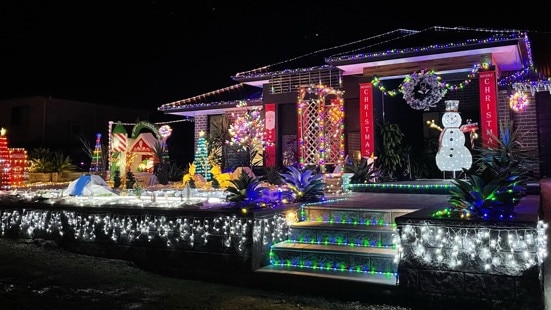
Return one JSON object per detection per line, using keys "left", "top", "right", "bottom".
{"left": 327, "top": 29, "right": 527, "bottom": 77}
{"left": 160, "top": 98, "right": 263, "bottom": 117}
{"left": 158, "top": 83, "right": 262, "bottom": 116}
{"left": 158, "top": 26, "right": 546, "bottom": 114}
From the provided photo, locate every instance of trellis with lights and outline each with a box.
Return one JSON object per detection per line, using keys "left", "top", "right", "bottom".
{"left": 297, "top": 85, "right": 345, "bottom": 172}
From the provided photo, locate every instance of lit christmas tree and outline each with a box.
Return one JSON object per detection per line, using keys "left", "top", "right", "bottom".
{"left": 0, "top": 128, "right": 11, "bottom": 190}
{"left": 89, "top": 133, "right": 103, "bottom": 174}
{"left": 193, "top": 130, "right": 211, "bottom": 180}
{"left": 227, "top": 101, "right": 265, "bottom": 167}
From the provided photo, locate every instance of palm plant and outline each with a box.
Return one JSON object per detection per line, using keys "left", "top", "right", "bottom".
{"left": 448, "top": 162, "right": 527, "bottom": 218}
{"left": 259, "top": 166, "right": 283, "bottom": 186}
{"left": 472, "top": 121, "right": 539, "bottom": 179}
{"left": 448, "top": 121, "right": 534, "bottom": 218}
{"left": 51, "top": 151, "right": 77, "bottom": 173}
{"left": 343, "top": 156, "right": 380, "bottom": 184}
{"left": 28, "top": 148, "right": 54, "bottom": 173}
{"left": 225, "top": 170, "right": 267, "bottom": 207}
{"left": 280, "top": 166, "right": 325, "bottom": 202}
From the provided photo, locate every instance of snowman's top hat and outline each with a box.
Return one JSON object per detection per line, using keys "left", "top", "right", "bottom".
{"left": 445, "top": 100, "right": 459, "bottom": 111}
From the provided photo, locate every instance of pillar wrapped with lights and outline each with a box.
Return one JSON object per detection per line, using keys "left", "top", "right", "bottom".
{"left": 297, "top": 85, "right": 345, "bottom": 173}
{"left": 0, "top": 128, "right": 11, "bottom": 190}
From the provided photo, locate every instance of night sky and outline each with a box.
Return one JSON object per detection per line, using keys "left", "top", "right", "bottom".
{"left": 1, "top": 1, "right": 550, "bottom": 111}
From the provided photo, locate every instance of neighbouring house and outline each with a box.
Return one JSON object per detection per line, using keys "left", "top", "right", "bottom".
{"left": 0, "top": 96, "right": 154, "bottom": 167}
{"left": 158, "top": 26, "right": 551, "bottom": 179}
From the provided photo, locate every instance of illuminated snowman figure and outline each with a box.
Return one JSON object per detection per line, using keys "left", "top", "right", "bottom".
{"left": 435, "top": 100, "right": 472, "bottom": 176}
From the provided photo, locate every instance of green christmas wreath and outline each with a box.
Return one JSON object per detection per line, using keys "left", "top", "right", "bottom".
{"left": 399, "top": 69, "right": 447, "bottom": 110}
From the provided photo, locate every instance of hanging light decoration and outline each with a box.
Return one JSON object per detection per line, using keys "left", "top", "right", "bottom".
{"left": 509, "top": 90, "right": 528, "bottom": 112}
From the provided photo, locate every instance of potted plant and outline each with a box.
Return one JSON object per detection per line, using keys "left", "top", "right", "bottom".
{"left": 376, "top": 122, "right": 405, "bottom": 181}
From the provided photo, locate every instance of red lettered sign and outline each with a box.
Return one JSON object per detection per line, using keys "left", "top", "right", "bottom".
{"left": 478, "top": 71, "right": 498, "bottom": 148}
{"left": 359, "top": 83, "right": 374, "bottom": 157}
{"left": 264, "top": 103, "right": 276, "bottom": 167}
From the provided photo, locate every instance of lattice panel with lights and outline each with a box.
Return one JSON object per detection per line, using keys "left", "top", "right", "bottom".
{"left": 299, "top": 99, "right": 322, "bottom": 167}
{"left": 323, "top": 103, "right": 343, "bottom": 165}
{"left": 297, "top": 86, "right": 345, "bottom": 171}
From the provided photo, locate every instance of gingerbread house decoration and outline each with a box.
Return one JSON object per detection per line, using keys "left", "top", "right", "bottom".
{"left": 127, "top": 132, "right": 157, "bottom": 173}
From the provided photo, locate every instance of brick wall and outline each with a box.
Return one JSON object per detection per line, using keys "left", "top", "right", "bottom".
{"left": 498, "top": 90, "right": 540, "bottom": 178}
{"left": 194, "top": 115, "right": 208, "bottom": 150}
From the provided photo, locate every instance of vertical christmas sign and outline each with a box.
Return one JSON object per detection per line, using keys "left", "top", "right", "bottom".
{"left": 264, "top": 103, "right": 276, "bottom": 167}
{"left": 359, "top": 83, "right": 374, "bottom": 158}
{"left": 479, "top": 71, "right": 498, "bottom": 148}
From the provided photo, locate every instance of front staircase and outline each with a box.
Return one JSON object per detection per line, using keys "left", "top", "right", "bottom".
{"left": 256, "top": 202, "right": 415, "bottom": 286}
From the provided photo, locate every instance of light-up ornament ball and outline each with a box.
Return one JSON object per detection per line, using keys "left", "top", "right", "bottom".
{"left": 509, "top": 90, "right": 528, "bottom": 112}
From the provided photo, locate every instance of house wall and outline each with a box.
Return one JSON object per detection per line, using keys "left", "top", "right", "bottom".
{"left": 536, "top": 92, "right": 551, "bottom": 178}
{"left": 189, "top": 75, "right": 544, "bottom": 177}
{"left": 193, "top": 115, "right": 208, "bottom": 150}
{"left": 340, "top": 76, "right": 542, "bottom": 178}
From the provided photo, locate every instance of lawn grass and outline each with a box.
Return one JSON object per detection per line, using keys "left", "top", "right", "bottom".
{"left": 0, "top": 238, "right": 410, "bottom": 310}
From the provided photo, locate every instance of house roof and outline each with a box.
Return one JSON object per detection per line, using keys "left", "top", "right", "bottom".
{"left": 234, "top": 26, "right": 532, "bottom": 83}
{"left": 157, "top": 83, "right": 263, "bottom": 117}
{"left": 159, "top": 26, "right": 550, "bottom": 116}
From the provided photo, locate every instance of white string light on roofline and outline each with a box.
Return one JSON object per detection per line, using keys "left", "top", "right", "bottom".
{"left": 512, "top": 79, "right": 551, "bottom": 95}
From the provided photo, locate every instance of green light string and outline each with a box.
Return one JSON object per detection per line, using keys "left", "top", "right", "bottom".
{"left": 371, "top": 62, "right": 490, "bottom": 97}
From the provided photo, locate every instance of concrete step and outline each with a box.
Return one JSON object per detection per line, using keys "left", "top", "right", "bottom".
{"left": 289, "top": 221, "right": 397, "bottom": 247}
{"left": 256, "top": 264, "right": 398, "bottom": 286}
{"left": 299, "top": 206, "right": 414, "bottom": 225}
{"left": 270, "top": 241, "right": 399, "bottom": 274}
